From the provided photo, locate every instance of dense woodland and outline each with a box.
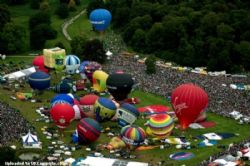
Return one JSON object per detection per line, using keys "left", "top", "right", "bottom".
{"left": 88, "top": 0, "right": 250, "bottom": 72}
{"left": 0, "top": 0, "right": 250, "bottom": 72}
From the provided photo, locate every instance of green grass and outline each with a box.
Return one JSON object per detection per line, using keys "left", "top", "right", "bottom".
{"left": 1, "top": 57, "right": 250, "bottom": 165}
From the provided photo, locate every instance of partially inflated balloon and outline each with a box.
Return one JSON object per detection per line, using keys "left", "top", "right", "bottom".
{"left": 146, "top": 114, "right": 174, "bottom": 138}
{"left": 94, "top": 97, "right": 117, "bottom": 122}
{"left": 120, "top": 125, "right": 146, "bottom": 150}
{"left": 77, "top": 118, "right": 101, "bottom": 144}
{"left": 33, "top": 55, "right": 49, "bottom": 73}
{"left": 117, "top": 103, "right": 139, "bottom": 127}
{"left": 92, "top": 70, "right": 108, "bottom": 92}
{"left": 28, "top": 71, "right": 51, "bottom": 90}
{"left": 51, "top": 94, "right": 74, "bottom": 107}
{"left": 50, "top": 103, "right": 75, "bottom": 128}
{"left": 84, "top": 62, "right": 102, "bottom": 83}
{"left": 65, "top": 55, "right": 81, "bottom": 74}
{"left": 106, "top": 73, "right": 134, "bottom": 101}
{"left": 171, "top": 83, "right": 208, "bottom": 129}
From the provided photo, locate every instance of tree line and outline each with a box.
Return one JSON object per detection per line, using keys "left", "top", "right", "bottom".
{"left": 88, "top": 0, "right": 250, "bottom": 72}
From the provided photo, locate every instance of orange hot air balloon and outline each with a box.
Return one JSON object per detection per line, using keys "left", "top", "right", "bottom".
{"left": 171, "top": 83, "right": 208, "bottom": 129}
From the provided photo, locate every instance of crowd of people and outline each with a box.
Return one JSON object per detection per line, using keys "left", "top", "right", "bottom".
{"left": 104, "top": 55, "right": 250, "bottom": 117}
{"left": 199, "top": 138, "right": 250, "bottom": 166}
{"left": 0, "top": 101, "right": 33, "bottom": 147}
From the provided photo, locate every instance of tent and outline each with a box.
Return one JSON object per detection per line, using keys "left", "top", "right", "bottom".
{"left": 22, "top": 131, "right": 42, "bottom": 149}
{"left": 4, "top": 67, "right": 36, "bottom": 81}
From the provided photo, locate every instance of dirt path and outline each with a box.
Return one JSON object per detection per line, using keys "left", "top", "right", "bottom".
{"left": 62, "top": 9, "right": 86, "bottom": 41}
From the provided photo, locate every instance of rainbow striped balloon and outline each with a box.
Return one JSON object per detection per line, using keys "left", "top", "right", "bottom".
{"left": 120, "top": 125, "right": 146, "bottom": 149}
{"left": 147, "top": 114, "right": 174, "bottom": 137}
{"left": 148, "top": 114, "right": 173, "bottom": 129}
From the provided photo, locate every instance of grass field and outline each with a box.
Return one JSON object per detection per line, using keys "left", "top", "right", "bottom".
{"left": 1, "top": 57, "right": 250, "bottom": 166}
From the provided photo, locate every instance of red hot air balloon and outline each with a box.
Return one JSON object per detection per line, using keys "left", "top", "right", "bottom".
{"left": 50, "top": 103, "right": 75, "bottom": 128}
{"left": 171, "top": 83, "right": 208, "bottom": 129}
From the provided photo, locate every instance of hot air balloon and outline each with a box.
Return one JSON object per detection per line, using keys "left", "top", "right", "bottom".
{"left": 79, "top": 61, "right": 90, "bottom": 79}
{"left": 171, "top": 83, "right": 208, "bottom": 129}
{"left": 33, "top": 55, "right": 49, "bottom": 73}
{"left": 54, "top": 82, "right": 71, "bottom": 94}
{"left": 120, "top": 125, "right": 146, "bottom": 150}
{"left": 89, "top": 9, "right": 112, "bottom": 32}
{"left": 92, "top": 70, "right": 108, "bottom": 92}
{"left": 51, "top": 94, "right": 74, "bottom": 107}
{"left": 106, "top": 73, "right": 134, "bottom": 101}
{"left": 94, "top": 97, "right": 116, "bottom": 122}
{"left": 50, "top": 103, "right": 75, "bottom": 128}
{"left": 94, "top": 97, "right": 117, "bottom": 122}
{"left": 84, "top": 61, "right": 102, "bottom": 83}
{"left": 28, "top": 71, "right": 51, "bottom": 91}
{"left": 77, "top": 118, "right": 101, "bottom": 144}
{"left": 65, "top": 55, "right": 81, "bottom": 74}
{"left": 146, "top": 114, "right": 174, "bottom": 139}
{"left": 80, "top": 94, "right": 99, "bottom": 118}
{"left": 117, "top": 103, "right": 139, "bottom": 127}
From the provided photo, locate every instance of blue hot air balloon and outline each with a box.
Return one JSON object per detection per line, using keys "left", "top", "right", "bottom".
{"left": 51, "top": 94, "right": 74, "bottom": 107}
{"left": 28, "top": 71, "right": 51, "bottom": 90}
{"left": 89, "top": 9, "right": 112, "bottom": 31}
{"left": 65, "top": 55, "right": 81, "bottom": 74}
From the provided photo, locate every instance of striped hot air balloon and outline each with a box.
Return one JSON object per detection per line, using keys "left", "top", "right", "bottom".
{"left": 77, "top": 118, "right": 101, "bottom": 144}
{"left": 120, "top": 125, "right": 146, "bottom": 149}
{"left": 146, "top": 114, "right": 174, "bottom": 138}
{"left": 65, "top": 55, "right": 81, "bottom": 74}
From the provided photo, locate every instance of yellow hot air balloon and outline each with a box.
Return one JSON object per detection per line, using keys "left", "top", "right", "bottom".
{"left": 92, "top": 70, "right": 108, "bottom": 92}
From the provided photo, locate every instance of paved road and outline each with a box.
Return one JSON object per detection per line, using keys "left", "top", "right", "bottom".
{"left": 62, "top": 9, "right": 86, "bottom": 41}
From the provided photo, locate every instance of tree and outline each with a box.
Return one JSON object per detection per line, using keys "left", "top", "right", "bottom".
{"left": 217, "top": 23, "right": 234, "bottom": 40}
{"left": 146, "top": 23, "right": 165, "bottom": 52}
{"left": 84, "top": 39, "right": 106, "bottom": 64}
{"left": 56, "top": 4, "right": 69, "bottom": 19}
{"left": 39, "top": 0, "right": 50, "bottom": 11}
{"left": 29, "top": 11, "right": 51, "bottom": 29}
{"left": 1, "top": 0, "right": 27, "bottom": 5}
{"left": 0, "top": 4, "right": 11, "bottom": 30}
{"left": 86, "top": 0, "right": 104, "bottom": 17}
{"left": 131, "top": 29, "right": 147, "bottom": 52}
{"left": 235, "top": 41, "right": 250, "bottom": 70}
{"left": 70, "top": 35, "right": 87, "bottom": 56}
{"left": 177, "top": 38, "right": 195, "bottom": 66}
{"left": 145, "top": 55, "right": 156, "bottom": 74}
{"left": 0, "top": 22, "right": 27, "bottom": 54}
{"left": 30, "top": 24, "right": 57, "bottom": 50}
{"left": 30, "top": 0, "right": 40, "bottom": 9}
{"left": 68, "top": 0, "right": 76, "bottom": 11}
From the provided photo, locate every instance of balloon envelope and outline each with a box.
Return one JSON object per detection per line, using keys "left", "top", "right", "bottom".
{"left": 89, "top": 9, "right": 112, "bottom": 31}
{"left": 28, "top": 71, "right": 50, "bottom": 90}
{"left": 106, "top": 73, "right": 134, "bottom": 101}
{"left": 33, "top": 55, "right": 49, "bottom": 73}
{"left": 65, "top": 55, "right": 81, "bottom": 74}
{"left": 51, "top": 94, "right": 74, "bottom": 107}
{"left": 77, "top": 118, "right": 101, "bottom": 144}
{"left": 50, "top": 103, "right": 75, "bottom": 128}
{"left": 120, "top": 125, "right": 146, "bottom": 149}
{"left": 117, "top": 103, "right": 139, "bottom": 127}
{"left": 92, "top": 70, "right": 108, "bottom": 92}
{"left": 84, "top": 62, "right": 102, "bottom": 83}
{"left": 94, "top": 97, "right": 117, "bottom": 122}
{"left": 171, "top": 83, "right": 208, "bottom": 129}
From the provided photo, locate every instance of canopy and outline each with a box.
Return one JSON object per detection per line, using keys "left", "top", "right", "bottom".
{"left": 22, "top": 131, "right": 38, "bottom": 144}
